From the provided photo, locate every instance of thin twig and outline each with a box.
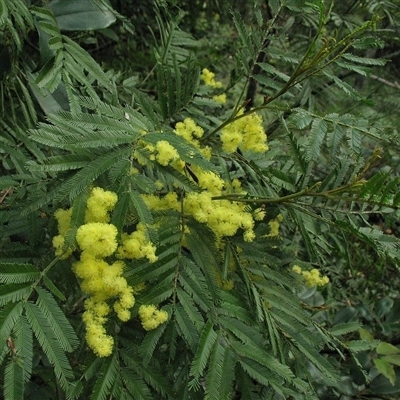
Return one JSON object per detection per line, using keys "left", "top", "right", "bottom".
{"left": 370, "top": 74, "right": 400, "bottom": 90}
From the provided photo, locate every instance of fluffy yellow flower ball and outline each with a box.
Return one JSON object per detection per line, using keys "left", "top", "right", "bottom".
{"left": 174, "top": 118, "right": 204, "bottom": 146}
{"left": 85, "top": 320, "right": 114, "bottom": 357}
{"left": 118, "top": 223, "right": 158, "bottom": 263}
{"left": 213, "top": 93, "right": 227, "bottom": 104}
{"left": 292, "top": 265, "right": 329, "bottom": 287}
{"left": 138, "top": 305, "right": 168, "bottom": 331}
{"left": 85, "top": 187, "right": 118, "bottom": 223}
{"left": 54, "top": 208, "right": 72, "bottom": 235}
{"left": 220, "top": 109, "right": 268, "bottom": 153}
{"left": 200, "top": 68, "right": 223, "bottom": 88}
{"left": 155, "top": 140, "right": 179, "bottom": 166}
{"left": 76, "top": 222, "right": 118, "bottom": 258}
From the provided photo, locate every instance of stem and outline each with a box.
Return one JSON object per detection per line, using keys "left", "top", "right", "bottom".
{"left": 25, "top": 256, "right": 62, "bottom": 302}
{"left": 211, "top": 179, "right": 384, "bottom": 207}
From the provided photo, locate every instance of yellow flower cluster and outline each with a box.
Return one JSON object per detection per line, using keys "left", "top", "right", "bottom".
{"left": 139, "top": 115, "right": 265, "bottom": 242}
{"left": 184, "top": 191, "right": 256, "bottom": 241}
{"left": 73, "top": 188, "right": 135, "bottom": 357}
{"left": 200, "top": 68, "right": 226, "bottom": 104}
{"left": 143, "top": 182, "right": 257, "bottom": 242}
{"left": 138, "top": 305, "right": 168, "bottom": 331}
{"left": 118, "top": 222, "right": 158, "bottom": 263}
{"left": 75, "top": 256, "right": 134, "bottom": 357}
{"left": 76, "top": 222, "right": 118, "bottom": 258}
{"left": 213, "top": 93, "right": 227, "bottom": 104}
{"left": 155, "top": 140, "right": 179, "bottom": 166}
{"left": 220, "top": 108, "right": 269, "bottom": 153}
{"left": 134, "top": 139, "right": 181, "bottom": 167}
{"left": 200, "top": 68, "right": 223, "bottom": 88}
{"left": 85, "top": 187, "right": 118, "bottom": 223}
{"left": 292, "top": 265, "right": 330, "bottom": 287}
{"left": 266, "top": 214, "right": 283, "bottom": 237}
{"left": 52, "top": 187, "right": 167, "bottom": 357}
{"left": 174, "top": 117, "right": 205, "bottom": 147}
{"left": 53, "top": 208, "right": 73, "bottom": 258}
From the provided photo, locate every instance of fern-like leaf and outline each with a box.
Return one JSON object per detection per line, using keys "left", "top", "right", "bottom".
{"left": 0, "top": 284, "right": 31, "bottom": 306}
{"left": 121, "top": 369, "right": 153, "bottom": 400}
{"left": 189, "top": 321, "right": 217, "bottom": 389}
{"left": 24, "top": 302, "right": 74, "bottom": 392}
{"left": 174, "top": 304, "right": 199, "bottom": 351}
{"left": 204, "top": 333, "right": 226, "bottom": 400}
{"left": 35, "top": 287, "right": 79, "bottom": 352}
{"left": 0, "top": 263, "right": 40, "bottom": 284}
{"left": 13, "top": 315, "right": 33, "bottom": 383}
{"left": 139, "top": 321, "right": 168, "bottom": 366}
{"left": 0, "top": 303, "right": 24, "bottom": 355}
{"left": 63, "top": 36, "right": 115, "bottom": 94}
{"left": 4, "top": 358, "right": 24, "bottom": 400}
{"left": 90, "top": 352, "right": 119, "bottom": 400}
{"left": 177, "top": 288, "right": 204, "bottom": 330}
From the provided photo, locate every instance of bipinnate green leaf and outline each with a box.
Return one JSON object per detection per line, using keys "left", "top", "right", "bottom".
{"left": 129, "top": 190, "right": 154, "bottom": 227}
{"left": 35, "top": 287, "right": 79, "bottom": 352}
{"left": 0, "top": 263, "right": 40, "bottom": 284}
{"left": 91, "top": 353, "right": 119, "bottom": 400}
{"left": 63, "top": 36, "right": 115, "bottom": 93}
{"left": 189, "top": 321, "right": 217, "bottom": 389}
{"left": 0, "top": 302, "right": 24, "bottom": 361}
{"left": 4, "top": 359, "right": 24, "bottom": 400}
{"left": 139, "top": 321, "right": 168, "bottom": 366}
{"left": 0, "top": 284, "right": 31, "bottom": 307}
{"left": 13, "top": 316, "right": 33, "bottom": 383}
{"left": 0, "top": 1, "right": 8, "bottom": 25}
{"left": 24, "top": 302, "right": 74, "bottom": 392}
{"left": 306, "top": 118, "right": 327, "bottom": 162}
{"left": 174, "top": 304, "right": 199, "bottom": 351}
{"left": 204, "top": 334, "right": 226, "bottom": 400}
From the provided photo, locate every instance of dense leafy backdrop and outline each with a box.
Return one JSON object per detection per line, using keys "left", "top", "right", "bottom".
{"left": 1, "top": 0, "right": 400, "bottom": 399}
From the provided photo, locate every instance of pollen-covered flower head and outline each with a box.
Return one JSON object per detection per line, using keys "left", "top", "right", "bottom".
{"left": 76, "top": 222, "right": 118, "bottom": 258}
{"left": 155, "top": 140, "right": 179, "bottom": 166}
{"left": 73, "top": 256, "right": 108, "bottom": 280}
{"left": 52, "top": 235, "right": 73, "bottom": 259}
{"left": 117, "top": 224, "right": 157, "bottom": 262}
{"left": 221, "top": 108, "right": 268, "bottom": 154}
{"left": 174, "top": 118, "right": 204, "bottom": 145}
{"left": 293, "top": 266, "right": 329, "bottom": 287}
{"left": 213, "top": 93, "right": 226, "bottom": 104}
{"left": 85, "top": 324, "right": 114, "bottom": 357}
{"left": 54, "top": 208, "right": 72, "bottom": 235}
{"left": 201, "top": 68, "right": 223, "bottom": 88}
{"left": 85, "top": 187, "right": 118, "bottom": 223}
{"left": 138, "top": 304, "right": 168, "bottom": 331}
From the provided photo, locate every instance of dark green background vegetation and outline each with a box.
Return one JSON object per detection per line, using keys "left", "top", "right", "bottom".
{"left": 1, "top": 0, "right": 400, "bottom": 398}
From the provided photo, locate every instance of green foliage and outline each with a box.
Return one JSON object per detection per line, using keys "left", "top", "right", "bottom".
{"left": 1, "top": 0, "right": 400, "bottom": 399}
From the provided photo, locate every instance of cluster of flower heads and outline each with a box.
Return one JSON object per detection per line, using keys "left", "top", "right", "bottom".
{"left": 132, "top": 68, "right": 268, "bottom": 170}
{"left": 201, "top": 68, "right": 223, "bottom": 89}
{"left": 118, "top": 222, "right": 158, "bottom": 262}
{"left": 292, "top": 265, "right": 330, "bottom": 287}
{"left": 221, "top": 108, "right": 269, "bottom": 154}
{"left": 52, "top": 68, "right": 276, "bottom": 356}
{"left": 132, "top": 104, "right": 270, "bottom": 242}
{"left": 52, "top": 187, "right": 167, "bottom": 357}
{"left": 200, "top": 69, "right": 269, "bottom": 153}
{"left": 201, "top": 68, "right": 226, "bottom": 104}
{"left": 138, "top": 305, "right": 168, "bottom": 331}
